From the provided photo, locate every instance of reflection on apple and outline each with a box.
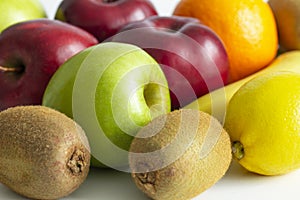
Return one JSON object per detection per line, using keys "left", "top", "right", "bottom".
{"left": 110, "top": 15, "right": 230, "bottom": 109}
{"left": 0, "top": 19, "right": 98, "bottom": 111}
{"left": 55, "top": 0, "right": 158, "bottom": 42}
{"left": 42, "top": 42, "right": 171, "bottom": 169}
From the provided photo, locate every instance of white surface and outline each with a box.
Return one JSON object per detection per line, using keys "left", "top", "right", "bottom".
{"left": 1, "top": 0, "right": 300, "bottom": 199}
{"left": 1, "top": 161, "right": 300, "bottom": 200}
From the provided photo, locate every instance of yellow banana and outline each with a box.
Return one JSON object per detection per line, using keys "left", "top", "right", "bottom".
{"left": 184, "top": 50, "right": 300, "bottom": 124}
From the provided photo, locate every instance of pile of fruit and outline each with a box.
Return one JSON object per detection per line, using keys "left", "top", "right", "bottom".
{"left": 1, "top": 0, "right": 300, "bottom": 199}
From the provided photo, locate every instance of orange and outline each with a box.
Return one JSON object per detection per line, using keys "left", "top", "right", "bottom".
{"left": 174, "top": 0, "right": 278, "bottom": 82}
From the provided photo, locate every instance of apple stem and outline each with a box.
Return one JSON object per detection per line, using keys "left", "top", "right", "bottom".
{"left": 0, "top": 65, "right": 23, "bottom": 73}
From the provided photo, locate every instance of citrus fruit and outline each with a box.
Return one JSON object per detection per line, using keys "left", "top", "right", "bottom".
{"left": 174, "top": 0, "right": 278, "bottom": 82}
{"left": 269, "top": 0, "right": 300, "bottom": 50}
{"left": 224, "top": 72, "right": 300, "bottom": 175}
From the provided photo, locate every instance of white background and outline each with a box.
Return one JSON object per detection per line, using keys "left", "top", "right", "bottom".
{"left": 1, "top": 0, "right": 300, "bottom": 199}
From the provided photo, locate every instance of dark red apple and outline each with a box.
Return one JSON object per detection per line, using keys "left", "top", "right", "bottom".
{"left": 0, "top": 19, "right": 98, "bottom": 111}
{"left": 110, "top": 16, "right": 230, "bottom": 109}
{"left": 55, "top": 0, "right": 158, "bottom": 42}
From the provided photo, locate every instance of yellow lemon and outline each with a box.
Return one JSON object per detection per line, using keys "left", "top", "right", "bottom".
{"left": 224, "top": 72, "right": 300, "bottom": 175}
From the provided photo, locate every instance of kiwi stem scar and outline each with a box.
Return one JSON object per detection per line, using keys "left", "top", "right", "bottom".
{"left": 67, "top": 148, "right": 86, "bottom": 175}
{"left": 136, "top": 172, "right": 156, "bottom": 195}
{"left": 0, "top": 65, "right": 23, "bottom": 73}
{"left": 232, "top": 141, "right": 244, "bottom": 160}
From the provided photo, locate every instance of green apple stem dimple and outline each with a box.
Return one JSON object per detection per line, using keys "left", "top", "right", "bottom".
{"left": 232, "top": 141, "right": 244, "bottom": 160}
{"left": 0, "top": 65, "right": 23, "bottom": 73}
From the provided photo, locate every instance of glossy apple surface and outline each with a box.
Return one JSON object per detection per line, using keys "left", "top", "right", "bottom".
{"left": 0, "top": 0, "right": 46, "bottom": 32}
{"left": 0, "top": 19, "right": 98, "bottom": 111}
{"left": 110, "top": 16, "right": 230, "bottom": 109}
{"left": 43, "top": 42, "right": 171, "bottom": 168}
{"left": 55, "top": 0, "right": 158, "bottom": 42}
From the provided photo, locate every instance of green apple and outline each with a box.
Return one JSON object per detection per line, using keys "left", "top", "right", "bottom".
{"left": 0, "top": 0, "right": 46, "bottom": 32}
{"left": 42, "top": 42, "right": 171, "bottom": 169}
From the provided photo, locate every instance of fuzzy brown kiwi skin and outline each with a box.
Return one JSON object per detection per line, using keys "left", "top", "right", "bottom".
{"left": 129, "top": 109, "right": 232, "bottom": 200}
{"left": 0, "top": 106, "right": 91, "bottom": 200}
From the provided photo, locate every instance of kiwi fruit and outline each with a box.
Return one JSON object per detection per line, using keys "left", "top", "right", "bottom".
{"left": 129, "top": 109, "right": 232, "bottom": 200}
{"left": 0, "top": 106, "right": 91, "bottom": 200}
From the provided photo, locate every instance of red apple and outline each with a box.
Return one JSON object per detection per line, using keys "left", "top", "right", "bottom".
{"left": 0, "top": 19, "right": 98, "bottom": 111}
{"left": 55, "top": 0, "right": 158, "bottom": 42}
{"left": 110, "top": 16, "right": 230, "bottom": 109}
